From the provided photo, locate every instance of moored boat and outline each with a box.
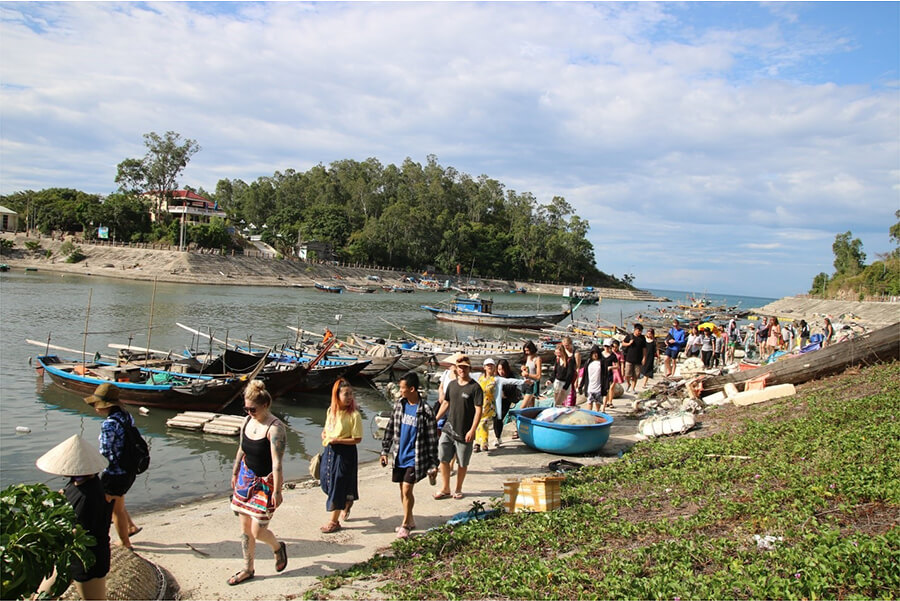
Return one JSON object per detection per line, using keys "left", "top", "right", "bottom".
{"left": 314, "top": 282, "right": 344, "bottom": 293}
{"left": 35, "top": 355, "right": 251, "bottom": 411}
{"left": 421, "top": 296, "right": 571, "bottom": 329}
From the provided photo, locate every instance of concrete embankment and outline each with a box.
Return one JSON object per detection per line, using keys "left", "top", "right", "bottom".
{"left": 752, "top": 296, "right": 898, "bottom": 329}
{"left": 0, "top": 233, "right": 666, "bottom": 301}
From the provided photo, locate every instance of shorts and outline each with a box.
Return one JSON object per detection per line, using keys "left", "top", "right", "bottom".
{"left": 588, "top": 391, "right": 604, "bottom": 404}
{"left": 101, "top": 471, "right": 136, "bottom": 497}
{"left": 623, "top": 362, "right": 641, "bottom": 380}
{"left": 521, "top": 379, "right": 540, "bottom": 396}
{"left": 665, "top": 348, "right": 680, "bottom": 359}
{"left": 438, "top": 431, "right": 474, "bottom": 468}
{"left": 392, "top": 466, "right": 417, "bottom": 484}
{"left": 72, "top": 544, "right": 110, "bottom": 582}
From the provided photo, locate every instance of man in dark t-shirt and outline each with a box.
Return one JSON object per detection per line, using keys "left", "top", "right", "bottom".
{"left": 434, "top": 354, "right": 483, "bottom": 499}
{"left": 621, "top": 323, "right": 646, "bottom": 393}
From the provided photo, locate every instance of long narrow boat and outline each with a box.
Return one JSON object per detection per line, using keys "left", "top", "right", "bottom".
{"left": 35, "top": 355, "right": 251, "bottom": 411}
{"left": 420, "top": 296, "right": 571, "bottom": 329}
{"left": 344, "top": 284, "right": 377, "bottom": 294}
{"left": 699, "top": 322, "right": 899, "bottom": 397}
{"left": 314, "top": 282, "right": 344, "bottom": 294}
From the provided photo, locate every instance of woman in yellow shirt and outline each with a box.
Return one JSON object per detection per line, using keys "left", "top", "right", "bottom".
{"left": 320, "top": 378, "right": 362, "bottom": 533}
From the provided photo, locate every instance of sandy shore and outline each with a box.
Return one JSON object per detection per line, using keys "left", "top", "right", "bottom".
{"left": 123, "top": 403, "right": 640, "bottom": 600}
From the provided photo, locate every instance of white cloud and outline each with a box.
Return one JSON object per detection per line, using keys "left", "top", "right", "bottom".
{"left": 1, "top": 1, "right": 897, "bottom": 298}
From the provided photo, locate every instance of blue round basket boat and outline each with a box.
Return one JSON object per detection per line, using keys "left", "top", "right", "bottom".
{"left": 510, "top": 407, "right": 614, "bottom": 455}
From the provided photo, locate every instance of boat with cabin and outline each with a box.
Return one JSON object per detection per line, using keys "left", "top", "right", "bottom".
{"left": 420, "top": 296, "right": 571, "bottom": 329}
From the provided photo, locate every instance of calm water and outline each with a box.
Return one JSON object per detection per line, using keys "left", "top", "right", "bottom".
{"left": 0, "top": 271, "right": 775, "bottom": 510}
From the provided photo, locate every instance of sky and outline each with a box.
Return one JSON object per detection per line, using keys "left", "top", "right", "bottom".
{"left": 1, "top": 2, "right": 898, "bottom": 298}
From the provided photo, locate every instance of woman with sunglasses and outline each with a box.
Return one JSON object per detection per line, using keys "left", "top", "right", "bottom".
{"left": 319, "top": 378, "right": 362, "bottom": 533}
{"left": 228, "top": 380, "right": 288, "bottom": 586}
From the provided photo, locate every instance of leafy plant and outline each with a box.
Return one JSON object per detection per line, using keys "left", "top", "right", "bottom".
{"left": 24, "top": 240, "right": 41, "bottom": 253}
{"left": 1, "top": 483, "right": 97, "bottom": 599}
{"left": 0, "top": 238, "right": 13, "bottom": 253}
{"left": 65, "top": 248, "right": 86, "bottom": 264}
{"left": 58, "top": 240, "right": 76, "bottom": 256}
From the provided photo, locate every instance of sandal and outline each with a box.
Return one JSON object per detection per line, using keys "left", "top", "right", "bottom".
{"left": 394, "top": 523, "right": 416, "bottom": 532}
{"left": 274, "top": 541, "right": 288, "bottom": 572}
{"left": 128, "top": 526, "right": 143, "bottom": 537}
{"left": 452, "top": 492, "right": 465, "bottom": 499}
{"left": 227, "top": 569, "right": 255, "bottom": 586}
{"left": 396, "top": 526, "right": 410, "bottom": 539}
{"left": 433, "top": 491, "right": 451, "bottom": 500}
{"left": 320, "top": 521, "right": 342, "bottom": 533}
{"left": 341, "top": 502, "right": 353, "bottom": 522}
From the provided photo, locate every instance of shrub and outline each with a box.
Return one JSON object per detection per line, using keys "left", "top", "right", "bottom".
{"left": 0, "top": 238, "right": 13, "bottom": 253}
{"left": 0, "top": 483, "right": 97, "bottom": 599}
{"left": 65, "top": 249, "right": 86, "bottom": 264}
{"left": 24, "top": 240, "right": 41, "bottom": 253}
{"left": 59, "top": 240, "right": 76, "bottom": 255}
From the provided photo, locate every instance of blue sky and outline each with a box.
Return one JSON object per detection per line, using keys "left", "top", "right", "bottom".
{"left": 1, "top": 2, "right": 897, "bottom": 298}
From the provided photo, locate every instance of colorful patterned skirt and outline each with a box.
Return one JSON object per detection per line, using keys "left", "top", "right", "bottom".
{"left": 230, "top": 460, "right": 275, "bottom": 524}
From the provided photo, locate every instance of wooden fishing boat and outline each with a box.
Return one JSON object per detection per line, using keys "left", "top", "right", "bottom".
{"left": 35, "top": 355, "right": 251, "bottom": 411}
{"left": 283, "top": 327, "right": 401, "bottom": 378}
{"left": 421, "top": 296, "right": 571, "bottom": 329}
{"left": 509, "top": 407, "right": 614, "bottom": 455}
{"left": 349, "top": 334, "right": 433, "bottom": 372}
{"left": 344, "top": 284, "right": 376, "bottom": 294}
{"left": 314, "top": 282, "right": 344, "bottom": 293}
{"left": 382, "top": 284, "right": 415, "bottom": 293}
{"left": 699, "top": 321, "right": 900, "bottom": 397}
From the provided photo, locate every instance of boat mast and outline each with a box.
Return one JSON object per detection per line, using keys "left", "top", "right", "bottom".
{"left": 81, "top": 288, "right": 93, "bottom": 366}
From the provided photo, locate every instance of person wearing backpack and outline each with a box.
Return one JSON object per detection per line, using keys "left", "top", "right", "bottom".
{"left": 84, "top": 383, "right": 142, "bottom": 550}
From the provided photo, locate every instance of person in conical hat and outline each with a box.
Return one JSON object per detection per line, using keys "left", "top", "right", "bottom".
{"left": 84, "top": 383, "right": 141, "bottom": 549}
{"left": 35, "top": 435, "right": 113, "bottom": 600}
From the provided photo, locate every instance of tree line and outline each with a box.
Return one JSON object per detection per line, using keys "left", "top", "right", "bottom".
{"left": 809, "top": 211, "right": 900, "bottom": 299}
{"left": 1, "top": 131, "right": 627, "bottom": 287}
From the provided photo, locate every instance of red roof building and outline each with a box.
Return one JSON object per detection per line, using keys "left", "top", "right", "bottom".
{"left": 144, "top": 190, "right": 227, "bottom": 224}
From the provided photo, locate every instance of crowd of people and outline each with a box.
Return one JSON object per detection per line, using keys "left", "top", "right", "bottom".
{"left": 32, "top": 311, "right": 836, "bottom": 596}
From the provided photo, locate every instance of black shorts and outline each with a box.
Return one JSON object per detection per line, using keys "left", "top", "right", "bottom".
{"left": 72, "top": 544, "right": 110, "bottom": 582}
{"left": 101, "top": 471, "right": 136, "bottom": 497}
{"left": 391, "top": 466, "right": 417, "bottom": 484}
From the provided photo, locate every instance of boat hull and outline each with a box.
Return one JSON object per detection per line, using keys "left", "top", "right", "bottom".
{"left": 421, "top": 305, "right": 570, "bottom": 329}
{"left": 37, "top": 356, "right": 247, "bottom": 412}
{"left": 510, "top": 407, "right": 614, "bottom": 455}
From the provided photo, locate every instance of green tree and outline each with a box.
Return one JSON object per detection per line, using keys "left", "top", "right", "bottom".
{"left": 115, "top": 131, "right": 201, "bottom": 221}
{"left": 890, "top": 210, "right": 900, "bottom": 258}
{"left": 832, "top": 231, "right": 866, "bottom": 276}
{"left": 810, "top": 272, "right": 830, "bottom": 296}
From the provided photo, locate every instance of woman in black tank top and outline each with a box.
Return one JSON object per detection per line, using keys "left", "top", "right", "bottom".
{"left": 227, "top": 381, "right": 288, "bottom": 586}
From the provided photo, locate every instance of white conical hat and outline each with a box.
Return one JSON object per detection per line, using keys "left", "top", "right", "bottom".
{"left": 36, "top": 434, "right": 108, "bottom": 477}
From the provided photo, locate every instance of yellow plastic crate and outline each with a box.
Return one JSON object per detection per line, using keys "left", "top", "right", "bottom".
{"left": 503, "top": 476, "right": 564, "bottom": 512}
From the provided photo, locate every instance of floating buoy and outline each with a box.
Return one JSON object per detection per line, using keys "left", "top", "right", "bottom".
{"left": 139, "top": 407, "right": 150, "bottom": 415}
{"left": 16, "top": 426, "right": 31, "bottom": 434}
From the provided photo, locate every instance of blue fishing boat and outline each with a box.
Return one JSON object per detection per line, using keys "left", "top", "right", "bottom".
{"left": 421, "top": 296, "right": 571, "bottom": 329}
{"left": 509, "top": 406, "right": 614, "bottom": 455}
{"left": 314, "top": 282, "right": 344, "bottom": 293}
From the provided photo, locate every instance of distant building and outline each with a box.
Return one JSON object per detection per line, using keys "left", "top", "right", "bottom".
{"left": 144, "top": 190, "right": 227, "bottom": 224}
{"left": 0, "top": 205, "right": 18, "bottom": 232}
{"left": 297, "top": 240, "right": 336, "bottom": 262}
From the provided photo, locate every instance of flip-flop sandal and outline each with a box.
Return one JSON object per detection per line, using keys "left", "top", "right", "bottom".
{"left": 396, "top": 526, "right": 410, "bottom": 539}
{"left": 320, "top": 521, "right": 342, "bottom": 533}
{"left": 394, "top": 523, "right": 416, "bottom": 532}
{"left": 433, "top": 491, "right": 452, "bottom": 500}
{"left": 227, "top": 569, "right": 255, "bottom": 586}
{"left": 452, "top": 492, "right": 465, "bottom": 499}
{"left": 274, "top": 541, "right": 288, "bottom": 572}
{"left": 128, "top": 526, "right": 143, "bottom": 537}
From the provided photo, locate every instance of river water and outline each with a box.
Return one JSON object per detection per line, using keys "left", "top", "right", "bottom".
{"left": 0, "top": 270, "right": 774, "bottom": 510}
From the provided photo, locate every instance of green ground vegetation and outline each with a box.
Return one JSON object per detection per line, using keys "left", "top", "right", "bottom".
{"left": 309, "top": 362, "right": 899, "bottom": 600}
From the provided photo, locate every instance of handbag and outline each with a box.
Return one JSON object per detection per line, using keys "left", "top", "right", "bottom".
{"left": 309, "top": 452, "right": 322, "bottom": 480}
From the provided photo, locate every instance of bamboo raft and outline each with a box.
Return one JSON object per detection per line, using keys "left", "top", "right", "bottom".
{"left": 700, "top": 321, "right": 899, "bottom": 397}
{"left": 166, "top": 411, "right": 245, "bottom": 436}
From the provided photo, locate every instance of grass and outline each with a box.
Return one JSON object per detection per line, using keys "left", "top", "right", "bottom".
{"left": 306, "top": 362, "right": 900, "bottom": 600}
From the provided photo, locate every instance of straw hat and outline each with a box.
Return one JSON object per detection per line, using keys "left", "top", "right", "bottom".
{"left": 36, "top": 434, "right": 108, "bottom": 477}
{"left": 445, "top": 352, "right": 466, "bottom": 365}
{"left": 84, "top": 382, "right": 121, "bottom": 409}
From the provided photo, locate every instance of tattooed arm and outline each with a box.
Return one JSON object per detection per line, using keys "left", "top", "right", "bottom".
{"left": 269, "top": 420, "right": 286, "bottom": 507}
